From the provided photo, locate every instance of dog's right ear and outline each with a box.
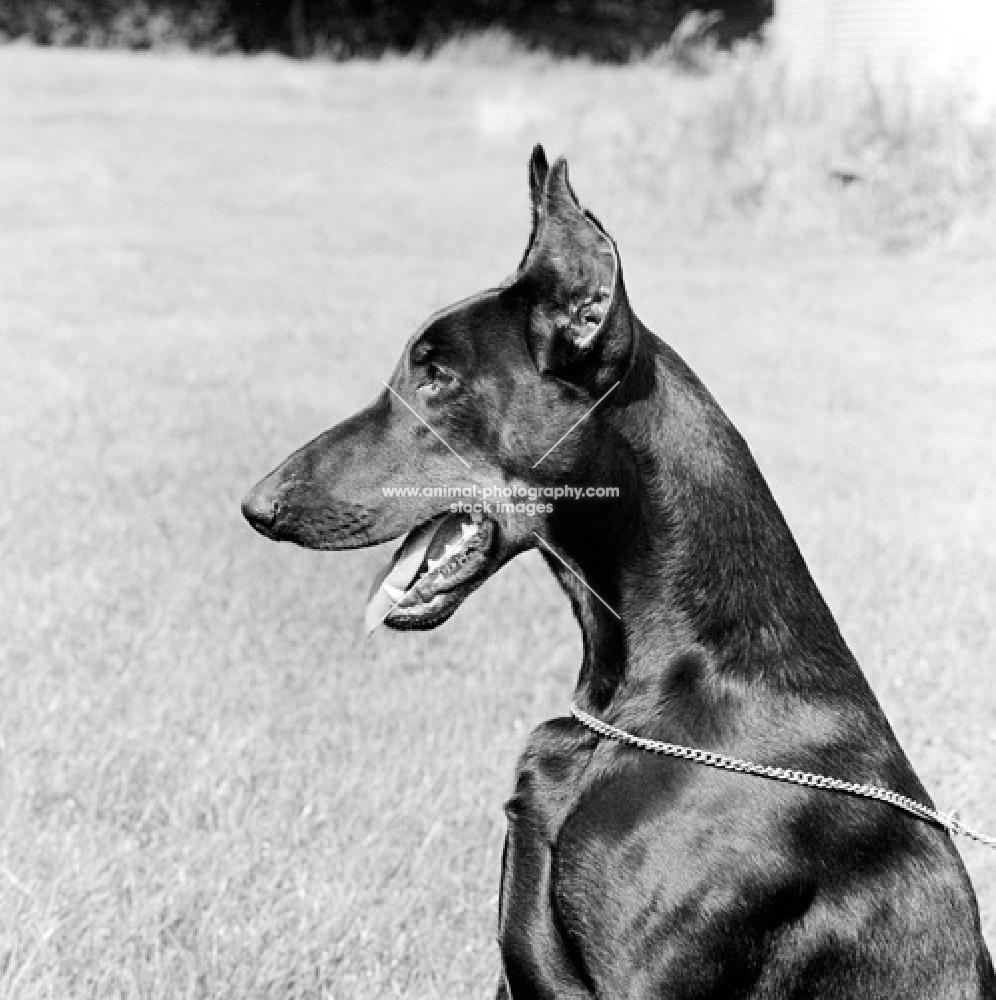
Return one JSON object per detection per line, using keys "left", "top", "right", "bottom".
{"left": 516, "top": 157, "right": 634, "bottom": 394}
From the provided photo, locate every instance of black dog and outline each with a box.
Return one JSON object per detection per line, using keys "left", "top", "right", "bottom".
{"left": 243, "top": 147, "right": 994, "bottom": 998}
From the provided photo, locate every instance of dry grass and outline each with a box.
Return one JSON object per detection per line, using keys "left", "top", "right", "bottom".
{"left": 0, "top": 44, "right": 993, "bottom": 998}
{"left": 564, "top": 46, "right": 996, "bottom": 249}
{"left": 429, "top": 27, "right": 996, "bottom": 249}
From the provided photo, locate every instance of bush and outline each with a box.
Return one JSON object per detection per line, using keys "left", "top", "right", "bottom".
{"left": 581, "top": 42, "right": 996, "bottom": 247}
{"left": 0, "top": 0, "right": 231, "bottom": 49}
{"left": 0, "top": 0, "right": 771, "bottom": 56}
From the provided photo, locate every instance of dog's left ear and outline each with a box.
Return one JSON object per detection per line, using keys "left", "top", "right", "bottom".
{"left": 517, "top": 144, "right": 550, "bottom": 270}
{"left": 519, "top": 158, "right": 633, "bottom": 392}
{"left": 528, "top": 144, "right": 549, "bottom": 228}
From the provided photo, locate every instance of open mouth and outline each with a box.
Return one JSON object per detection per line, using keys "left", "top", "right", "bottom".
{"left": 364, "top": 512, "right": 498, "bottom": 632}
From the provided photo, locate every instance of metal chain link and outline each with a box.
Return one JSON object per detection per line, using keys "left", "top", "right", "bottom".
{"left": 570, "top": 704, "right": 996, "bottom": 850}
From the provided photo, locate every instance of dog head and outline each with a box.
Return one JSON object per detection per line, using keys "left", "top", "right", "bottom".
{"left": 243, "top": 146, "right": 638, "bottom": 630}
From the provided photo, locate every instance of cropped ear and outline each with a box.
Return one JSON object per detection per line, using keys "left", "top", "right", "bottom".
{"left": 518, "top": 144, "right": 549, "bottom": 269}
{"left": 521, "top": 158, "right": 633, "bottom": 391}
{"left": 528, "top": 144, "right": 549, "bottom": 227}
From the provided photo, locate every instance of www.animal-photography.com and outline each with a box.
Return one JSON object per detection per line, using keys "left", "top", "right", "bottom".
{"left": 2, "top": 2, "right": 995, "bottom": 997}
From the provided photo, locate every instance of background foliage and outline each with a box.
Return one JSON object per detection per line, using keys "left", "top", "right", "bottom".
{"left": 0, "top": 0, "right": 771, "bottom": 56}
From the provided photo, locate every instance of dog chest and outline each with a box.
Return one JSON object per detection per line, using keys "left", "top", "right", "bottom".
{"left": 504, "top": 717, "right": 597, "bottom": 837}
{"left": 498, "top": 717, "right": 599, "bottom": 992}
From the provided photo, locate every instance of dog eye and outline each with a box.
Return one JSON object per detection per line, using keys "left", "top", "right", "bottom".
{"left": 418, "top": 363, "right": 457, "bottom": 394}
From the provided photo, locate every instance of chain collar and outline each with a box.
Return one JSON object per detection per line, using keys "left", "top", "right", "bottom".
{"left": 570, "top": 703, "right": 995, "bottom": 849}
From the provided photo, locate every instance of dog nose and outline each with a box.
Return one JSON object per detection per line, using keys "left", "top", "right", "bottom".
{"left": 241, "top": 488, "right": 279, "bottom": 531}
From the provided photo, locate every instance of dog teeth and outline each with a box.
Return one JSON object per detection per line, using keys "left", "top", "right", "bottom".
{"left": 441, "top": 539, "right": 464, "bottom": 562}
{"left": 418, "top": 521, "right": 485, "bottom": 589}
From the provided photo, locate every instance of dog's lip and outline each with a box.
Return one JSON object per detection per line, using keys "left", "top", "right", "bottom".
{"left": 378, "top": 516, "right": 499, "bottom": 630}
{"left": 381, "top": 590, "right": 458, "bottom": 630}
{"left": 397, "top": 522, "right": 494, "bottom": 604}
{"left": 364, "top": 513, "right": 498, "bottom": 632}
{"left": 382, "top": 567, "right": 490, "bottom": 630}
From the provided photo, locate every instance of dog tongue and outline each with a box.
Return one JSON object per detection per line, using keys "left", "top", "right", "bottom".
{"left": 364, "top": 515, "right": 449, "bottom": 634}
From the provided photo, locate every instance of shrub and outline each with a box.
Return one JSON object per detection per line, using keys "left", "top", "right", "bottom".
{"left": 587, "top": 41, "right": 996, "bottom": 246}
{"left": 0, "top": 0, "right": 231, "bottom": 49}
{"left": 0, "top": 1, "right": 770, "bottom": 57}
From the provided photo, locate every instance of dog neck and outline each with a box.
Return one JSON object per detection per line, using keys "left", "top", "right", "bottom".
{"left": 543, "top": 320, "right": 856, "bottom": 727}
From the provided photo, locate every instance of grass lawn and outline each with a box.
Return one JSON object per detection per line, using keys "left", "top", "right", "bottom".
{"left": 0, "top": 44, "right": 993, "bottom": 998}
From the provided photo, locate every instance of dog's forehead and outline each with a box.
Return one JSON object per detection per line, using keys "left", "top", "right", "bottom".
{"left": 404, "top": 287, "right": 511, "bottom": 356}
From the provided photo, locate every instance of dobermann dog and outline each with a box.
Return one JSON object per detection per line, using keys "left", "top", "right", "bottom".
{"left": 243, "top": 147, "right": 994, "bottom": 998}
